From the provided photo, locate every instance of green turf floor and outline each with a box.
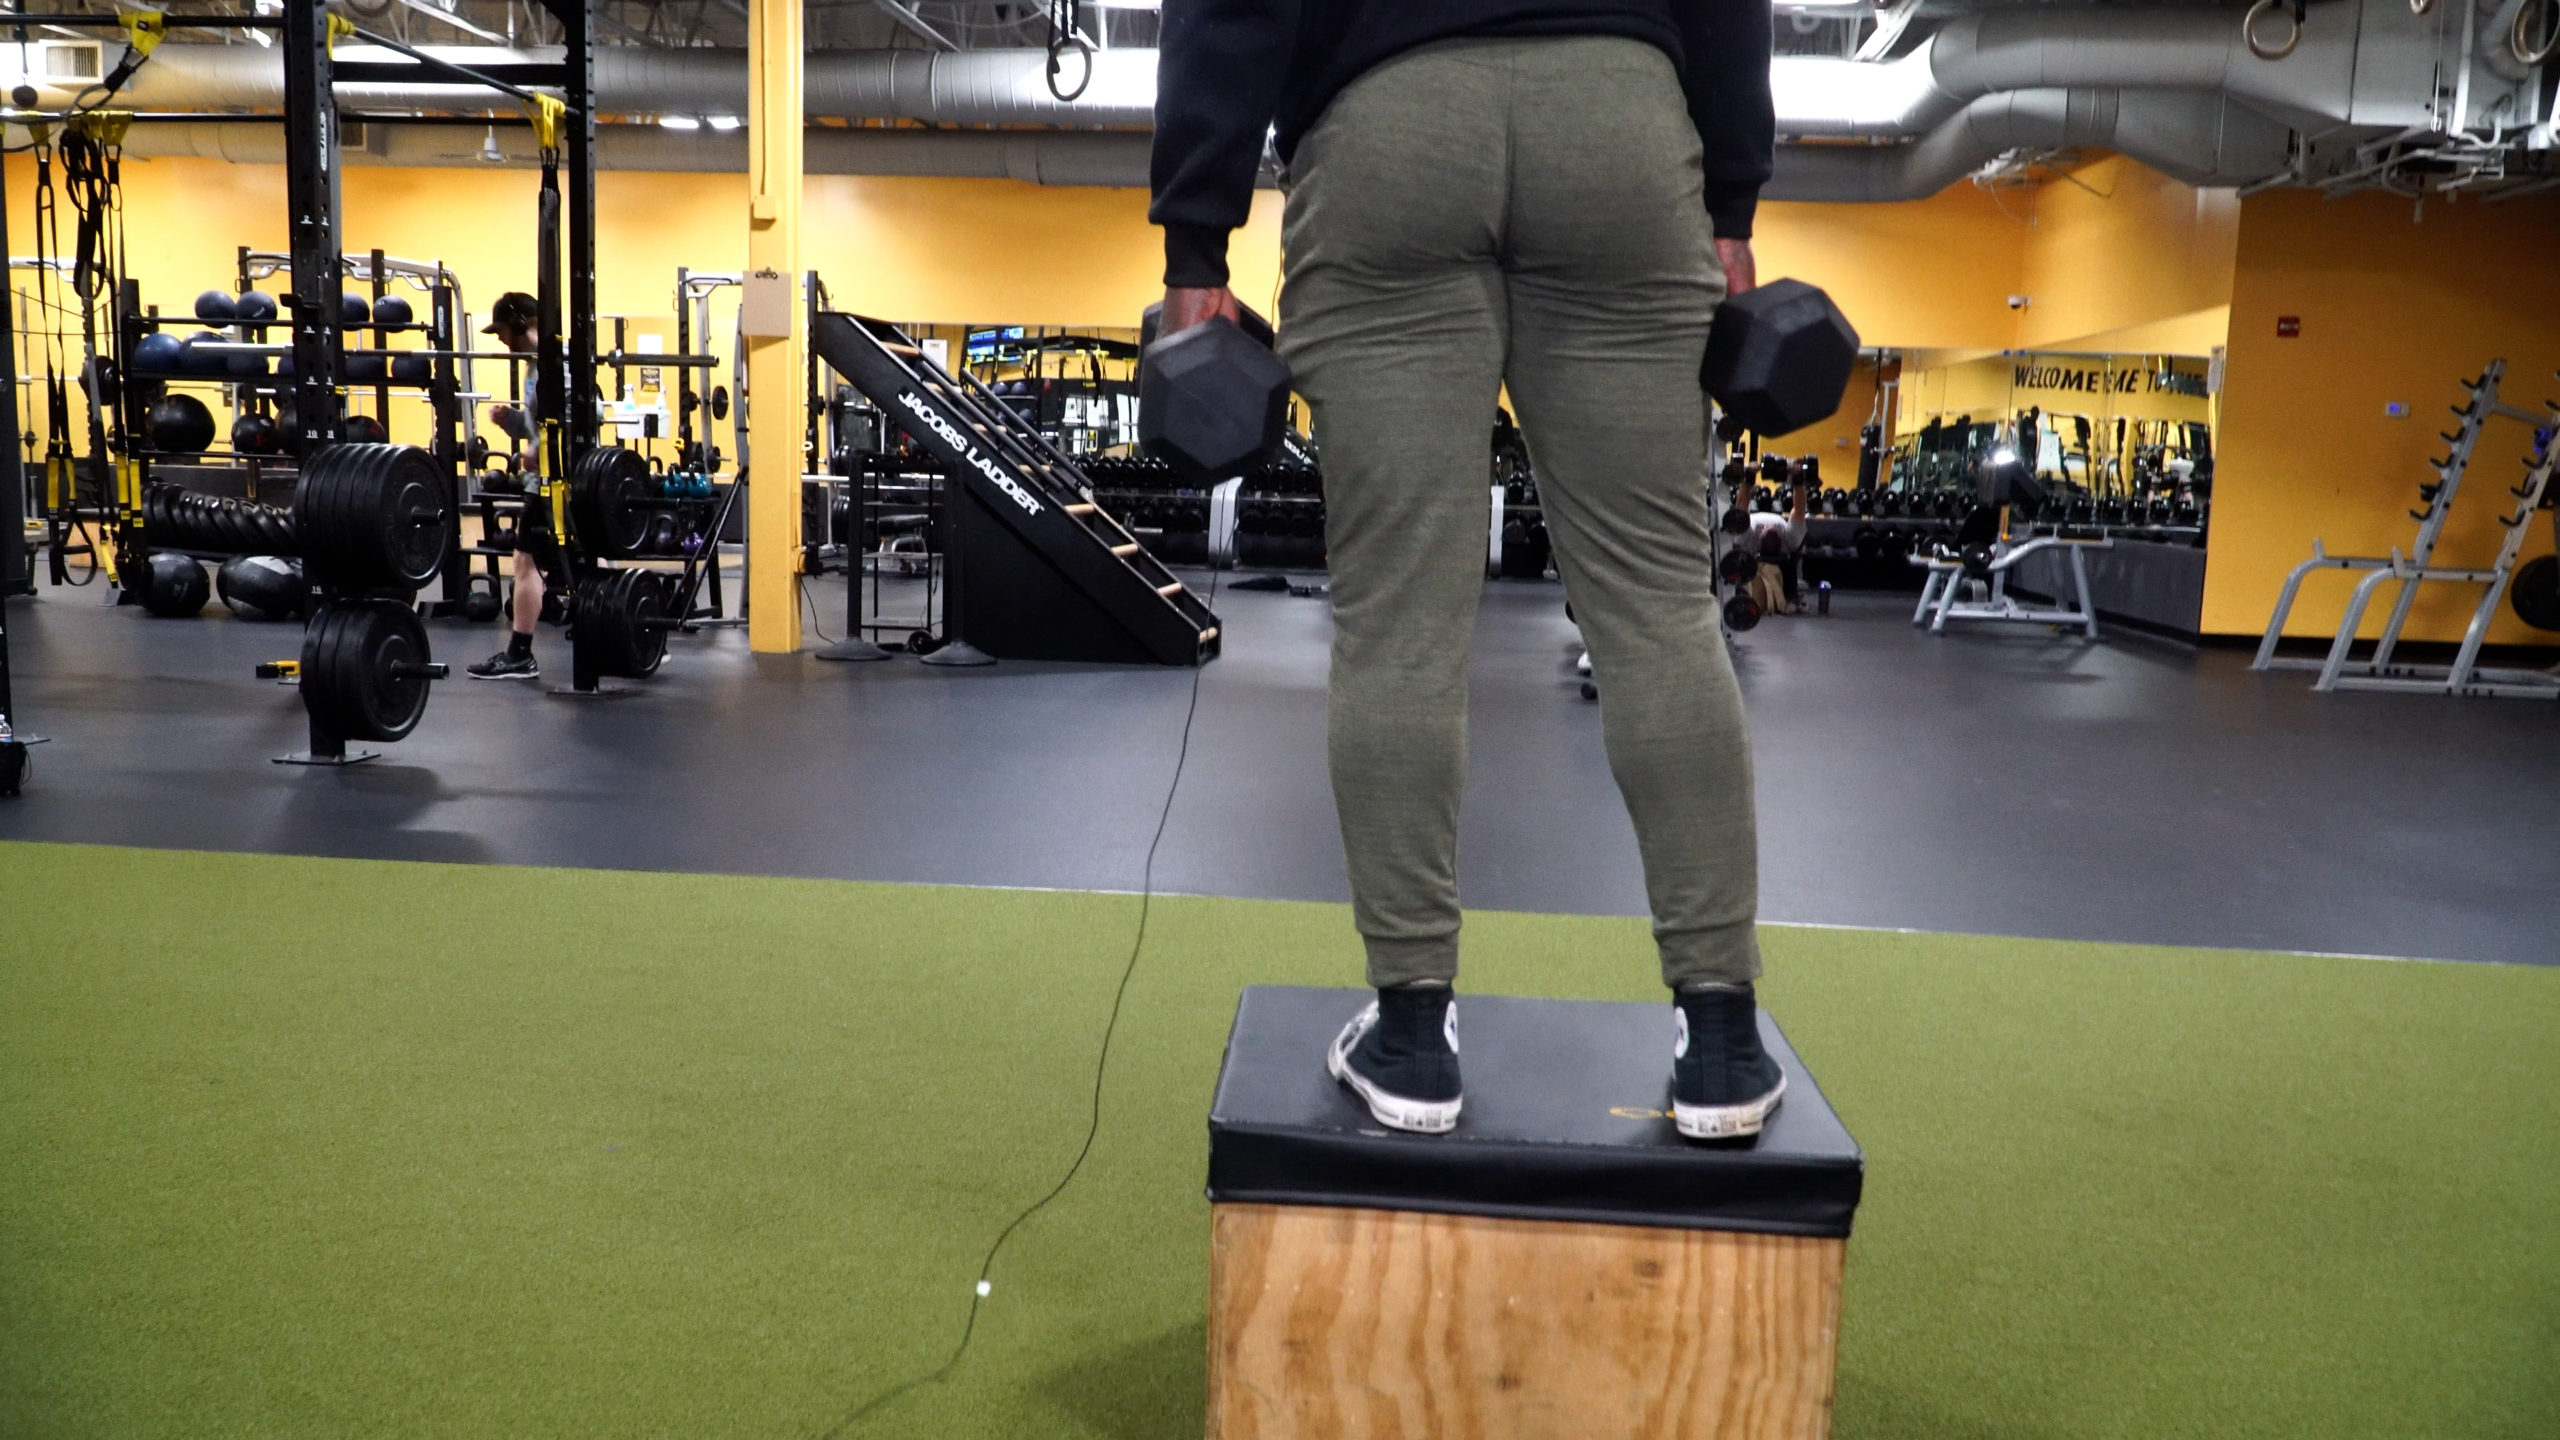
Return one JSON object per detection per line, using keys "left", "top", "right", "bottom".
{"left": 1, "top": 841, "right": 2553, "bottom": 1439}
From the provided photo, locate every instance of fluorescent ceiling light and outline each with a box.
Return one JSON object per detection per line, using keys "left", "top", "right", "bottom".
{"left": 657, "top": 114, "right": 701, "bottom": 130}
{"left": 704, "top": 114, "right": 741, "bottom": 131}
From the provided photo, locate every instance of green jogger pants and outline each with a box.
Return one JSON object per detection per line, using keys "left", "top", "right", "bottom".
{"left": 1276, "top": 35, "right": 1764, "bottom": 993}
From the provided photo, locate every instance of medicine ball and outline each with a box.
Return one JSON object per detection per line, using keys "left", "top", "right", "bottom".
{"left": 1717, "top": 548, "right": 1761, "bottom": 585}
{"left": 147, "top": 393, "right": 217, "bottom": 454}
{"left": 343, "top": 414, "right": 388, "bottom": 445}
{"left": 139, "top": 551, "right": 210, "bottom": 617}
{"left": 131, "top": 331, "right": 185, "bottom": 374}
{"left": 372, "top": 294, "right": 414, "bottom": 326}
{"left": 216, "top": 553, "right": 304, "bottom": 622}
{"left": 234, "top": 289, "right": 278, "bottom": 323}
{"left": 346, "top": 353, "right": 386, "bottom": 383}
{"left": 194, "top": 289, "right": 238, "bottom": 322}
{"left": 339, "top": 292, "right": 371, "bottom": 326}
{"left": 232, "top": 411, "right": 283, "bottom": 456}
{"left": 390, "top": 353, "right": 430, "bottom": 384}
{"left": 1722, "top": 592, "right": 1762, "bottom": 632}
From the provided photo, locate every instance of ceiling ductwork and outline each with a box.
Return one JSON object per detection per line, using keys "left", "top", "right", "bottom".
{"left": 96, "top": 0, "right": 2558, "bottom": 199}
{"left": 119, "top": 43, "right": 1158, "bottom": 129}
{"left": 1773, "top": 87, "right": 2298, "bottom": 202}
{"left": 119, "top": 119, "right": 1154, "bottom": 186}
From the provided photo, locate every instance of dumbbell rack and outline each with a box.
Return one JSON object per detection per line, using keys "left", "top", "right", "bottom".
{"left": 809, "top": 311, "right": 1220, "bottom": 666}
{"left": 2253, "top": 361, "right": 2560, "bottom": 698}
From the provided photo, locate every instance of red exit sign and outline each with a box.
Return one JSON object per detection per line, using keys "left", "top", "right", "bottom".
{"left": 2276, "top": 316, "right": 2301, "bottom": 338}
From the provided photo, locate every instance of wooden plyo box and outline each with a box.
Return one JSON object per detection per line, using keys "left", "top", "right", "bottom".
{"left": 1204, "top": 988, "right": 1863, "bottom": 1440}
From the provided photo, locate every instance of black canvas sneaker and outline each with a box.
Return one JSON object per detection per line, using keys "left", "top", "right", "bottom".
{"left": 1671, "top": 985, "right": 1786, "bottom": 1140}
{"left": 1327, "top": 986, "right": 1462, "bottom": 1134}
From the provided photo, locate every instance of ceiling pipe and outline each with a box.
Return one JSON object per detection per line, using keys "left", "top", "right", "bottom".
{"left": 117, "top": 44, "right": 1158, "bottom": 128}
{"left": 116, "top": 119, "right": 1158, "bottom": 185}
{"left": 1770, "top": 88, "right": 2296, "bottom": 202}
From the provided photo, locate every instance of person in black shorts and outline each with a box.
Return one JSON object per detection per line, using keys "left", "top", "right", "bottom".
{"left": 468, "top": 292, "right": 553, "bottom": 681}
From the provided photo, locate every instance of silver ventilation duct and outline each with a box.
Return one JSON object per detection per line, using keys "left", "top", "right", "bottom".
{"left": 97, "top": 1, "right": 2559, "bottom": 199}
{"left": 119, "top": 119, "right": 1155, "bottom": 186}
{"left": 118, "top": 44, "right": 1158, "bottom": 129}
{"left": 1772, "top": 88, "right": 2297, "bottom": 202}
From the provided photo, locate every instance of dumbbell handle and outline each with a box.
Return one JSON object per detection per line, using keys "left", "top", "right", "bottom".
{"left": 389, "top": 662, "right": 450, "bottom": 681}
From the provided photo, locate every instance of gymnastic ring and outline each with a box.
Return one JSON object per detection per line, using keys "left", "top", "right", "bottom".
{"left": 2515, "top": 0, "right": 2560, "bottom": 65}
{"left": 2244, "top": 0, "right": 2303, "bottom": 60}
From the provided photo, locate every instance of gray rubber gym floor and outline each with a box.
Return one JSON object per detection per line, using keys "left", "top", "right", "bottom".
{"left": 4, "top": 570, "right": 2554, "bottom": 966}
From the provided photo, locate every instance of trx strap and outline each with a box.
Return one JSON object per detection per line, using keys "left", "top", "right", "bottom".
{"left": 528, "top": 94, "right": 571, "bottom": 550}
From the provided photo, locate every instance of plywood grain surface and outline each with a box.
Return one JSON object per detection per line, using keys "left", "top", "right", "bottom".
{"left": 1209, "top": 1203, "right": 1844, "bottom": 1440}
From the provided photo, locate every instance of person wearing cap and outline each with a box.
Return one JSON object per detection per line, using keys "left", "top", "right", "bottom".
{"left": 469, "top": 291, "right": 554, "bottom": 681}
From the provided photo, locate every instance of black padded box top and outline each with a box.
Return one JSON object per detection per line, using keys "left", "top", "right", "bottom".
{"left": 1207, "top": 987, "right": 1864, "bottom": 1237}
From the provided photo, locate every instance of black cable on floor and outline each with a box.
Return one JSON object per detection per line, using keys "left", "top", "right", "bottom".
{"left": 796, "top": 574, "right": 838, "bottom": 647}
{"left": 813, "top": 565, "right": 1221, "bottom": 1439}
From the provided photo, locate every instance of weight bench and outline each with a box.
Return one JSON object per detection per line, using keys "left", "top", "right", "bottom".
{"left": 1911, "top": 533, "right": 2111, "bottom": 638}
{"left": 1207, "top": 986, "right": 1863, "bottom": 1439}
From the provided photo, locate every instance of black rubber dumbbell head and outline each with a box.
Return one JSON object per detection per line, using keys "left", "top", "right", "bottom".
{"left": 1701, "top": 278, "right": 1860, "bottom": 439}
{"left": 1138, "top": 302, "right": 1292, "bottom": 484}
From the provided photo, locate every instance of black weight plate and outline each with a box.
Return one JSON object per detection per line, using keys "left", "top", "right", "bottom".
{"left": 298, "top": 603, "right": 361, "bottom": 740}
{"left": 293, "top": 445, "right": 370, "bottom": 588}
{"left": 570, "top": 447, "right": 653, "bottom": 559}
{"left": 375, "top": 445, "right": 452, "bottom": 586}
{"left": 2510, "top": 555, "right": 2560, "bottom": 631}
{"left": 298, "top": 443, "right": 448, "bottom": 592}
{"left": 619, "top": 568, "right": 671, "bottom": 678}
{"left": 342, "top": 600, "right": 432, "bottom": 740}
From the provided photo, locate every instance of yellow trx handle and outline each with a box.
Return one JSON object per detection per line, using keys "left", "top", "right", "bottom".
{"left": 523, "top": 93, "right": 566, "bottom": 154}
{"left": 68, "top": 110, "right": 132, "bottom": 146}
{"left": 115, "top": 456, "right": 141, "bottom": 517}
{"left": 543, "top": 419, "right": 568, "bottom": 536}
{"left": 44, "top": 455, "right": 71, "bottom": 511}
{"left": 117, "top": 11, "right": 166, "bottom": 58}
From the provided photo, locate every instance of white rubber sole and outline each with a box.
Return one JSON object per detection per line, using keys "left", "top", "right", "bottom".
{"left": 1328, "top": 1007, "right": 1461, "bottom": 1134}
{"left": 467, "top": 669, "right": 539, "bottom": 682}
{"left": 1673, "top": 1071, "right": 1786, "bottom": 1140}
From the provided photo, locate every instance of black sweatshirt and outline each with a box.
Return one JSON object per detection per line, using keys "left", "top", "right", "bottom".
{"left": 1148, "top": 0, "right": 1776, "bottom": 287}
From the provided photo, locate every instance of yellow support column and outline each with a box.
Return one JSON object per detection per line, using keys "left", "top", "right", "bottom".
{"left": 744, "top": 0, "right": 804, "bottom": 653}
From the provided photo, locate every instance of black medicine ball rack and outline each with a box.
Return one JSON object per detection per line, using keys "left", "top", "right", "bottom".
{"left": 120, "top": 250, "right": 476, "bottom": 616}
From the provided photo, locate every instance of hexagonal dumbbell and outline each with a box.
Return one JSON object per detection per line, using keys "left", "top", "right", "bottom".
{"left": 1138, "top": 301, "right": 1293, "bottom": 484}
{"left": 1700, "top": 278, "right": 1860, "bottom": 439}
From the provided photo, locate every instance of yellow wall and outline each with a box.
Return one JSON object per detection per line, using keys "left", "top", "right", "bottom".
{"left": 4, "top": 156, "right": 1285, "bottom": 457}
{"left": 2208, "top": 188, "right": 2560, "bottom": 642}
{"left": 2014, "top": 157, "right": 2239, "bottom": 353}
{"left": 26, "top": 154, "right": 2558, "bottom": 649}
{"left": 1754, "top": 183, "right": 2026, "bottom": 352}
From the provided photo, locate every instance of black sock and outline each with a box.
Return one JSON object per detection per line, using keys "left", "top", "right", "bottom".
{"left": 507, "top": 630, "right": 533, "bottom": 661}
